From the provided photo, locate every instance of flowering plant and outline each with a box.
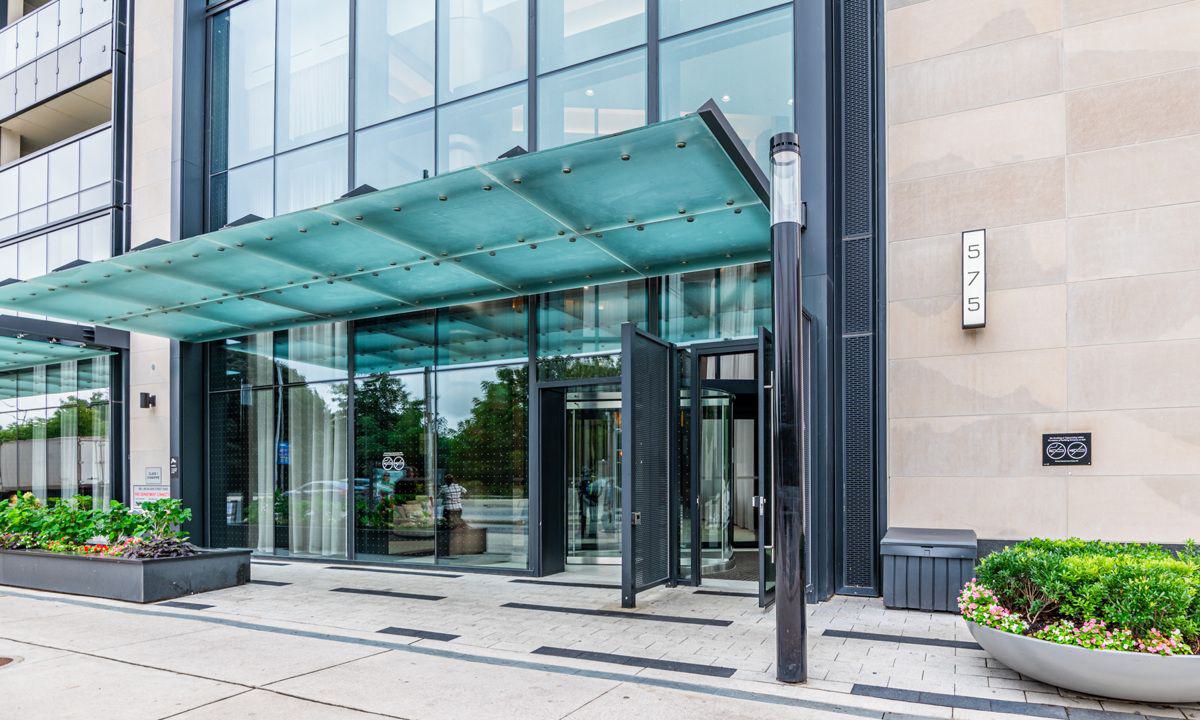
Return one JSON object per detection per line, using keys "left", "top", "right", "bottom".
{"left": 958, "top": 580, "right": 1028, "bottom": 634}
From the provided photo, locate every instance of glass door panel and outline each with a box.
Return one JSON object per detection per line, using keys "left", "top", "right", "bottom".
{"left": 698, "top": 388, "right": 734, "bottom": 573}
{"left": 565, "top": 387, "right": 622, "bottom": 563}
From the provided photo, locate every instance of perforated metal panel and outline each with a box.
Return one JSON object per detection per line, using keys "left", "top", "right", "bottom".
{"left": 841, "top": 335, "right": 875, "bottom": 589}
{"left": 837, "top": 0, "right": 881, "bottom": 594}
{"left": 621, "top": 324, "right": 674, "bottom": 607}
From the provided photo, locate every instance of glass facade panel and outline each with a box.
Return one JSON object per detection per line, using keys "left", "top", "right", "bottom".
{"left": 0, "top": 356, "right": 114, "bottom": 504}
{"left": 47, "top": 225, "right": 79, "bottom": 271}
{"left": 0, "top": 168, "right": 17, "bottom": 219}
{"left": 437, "top": 84, "right": 527, "bottom": 173}
{"left": 47, "top": 142, "right": 81, "bottom": 201}
{"left": 659, "top": 0, "right": 782, "bottom": 36}
{"left": 659, "top": 6, "right": 793, "bottom": 168}
{"left": 77, "top": 215, "right": 110, "bottom": 261}
{"left": 538, "top": 0, "right": 645, "bottom": 73}
{"left": 354, "top": 111, "right": 434, "bottom": 190}
{"left": 208, "top": 332, "right": 277, "bottom": 392}
{"left": 536, "top": 280, "right": 645, "bottom": 376}
{"left": 275, "top": 0, "right": 349, "bottom": 152}
{"left": 78, "top": 129, "right": 111, "bottom": 189}
{"left": 18, "top": 154, "right": 47, "bottom": 211}
{"left": 355, "top": 0, "right": 435, "bottom": 129}
{"left": 437, "top": 298, "right": 528, "bottom": 367}
{"left": 354, "top": 311, "right": 436, "bottom": 377}
{"left": 18, "top": 234, "right": 46, "bottom": 280}
{"left": 209, "top": 0, "right": 275, "bottom": 172}
{"left": 274, "top": 137, "right": 348, "bottom": 214}
{"left": 353, "top": 371, "right": 433, "bottom": 562}
{"left": 662, "top": 261, "right": 771, "bottom": 343}
{"left": 437, "top": 0, "right": 527, "bottom": 102}
{"left": 274, "top": 323, "right": 350, "bottom": 385}
{"left": 226, "top": 157, "right": 274, "bottom": 223}
{"left": 537, "top": 50, "right": 645, "bottom": 150}
{"left": 208, "top": 388, "right": 278, "bottom": 552}
{"left": 435, "top": 363, "right": 527, "bottom": 567}
{"left": 281, "top": 381, "right": 349, "bottom": 558}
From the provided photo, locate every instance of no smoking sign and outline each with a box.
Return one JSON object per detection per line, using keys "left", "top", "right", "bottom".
{"left": 1042, "top": 433, "right": 1091, "bottom": 466}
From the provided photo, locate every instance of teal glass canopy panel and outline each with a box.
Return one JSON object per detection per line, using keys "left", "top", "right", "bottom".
{"left": 0, "top": 335, "right": 113, "bottom": 373}
{"left": 0, "top": 111, "right": 767, "bottom": 342}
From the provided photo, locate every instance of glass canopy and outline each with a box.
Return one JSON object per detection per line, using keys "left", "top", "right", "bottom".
{"left": 0, "top": 107, "right": 769, "bottom": 343}
{"left": 0, "top": 333, "right": 113, "bottom": 373}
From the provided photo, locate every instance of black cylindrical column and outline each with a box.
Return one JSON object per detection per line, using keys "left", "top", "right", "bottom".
{"left": 769, "top": 132, "right": 807, "bottom": 684}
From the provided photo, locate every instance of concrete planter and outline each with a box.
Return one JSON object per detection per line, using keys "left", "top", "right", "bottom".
{"left": 0, "top": 547, "right": 251, "bottom": 603}
{"left": 966, "top": 621, "right": 1200, "bottom": 703}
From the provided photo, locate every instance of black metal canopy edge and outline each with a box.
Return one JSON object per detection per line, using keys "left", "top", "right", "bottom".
{"left": 696, "top": 99, "right": 771, "bottom": 206}
{"left": 0, "top": 315, "right": 129, "bottom": 351}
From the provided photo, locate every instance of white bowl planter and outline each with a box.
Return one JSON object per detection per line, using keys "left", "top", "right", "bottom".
{"left": 966, "top": 621, "right": 1200, "bottom": 703}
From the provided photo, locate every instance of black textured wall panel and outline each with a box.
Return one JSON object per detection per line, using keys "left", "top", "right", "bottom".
{"left": 837, "top": 0, "right": 880, "bottom": 593}
{"left": 630, "top": 335, "right": 671, "bottom": 589}
{"left": 841, "top": 335, "right": 875, "bottom": 589}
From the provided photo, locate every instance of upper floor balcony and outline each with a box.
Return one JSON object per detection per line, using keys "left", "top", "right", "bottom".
{"left": 0, "top": 0, "right": 115, "bottom": 122}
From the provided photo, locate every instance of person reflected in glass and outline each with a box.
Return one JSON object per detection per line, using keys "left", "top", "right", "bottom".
{"left": 440, "top": 474, "right": 468, "bottom": 529}
{"left": 578, "top": 465, "right": 593, "bottom": 544}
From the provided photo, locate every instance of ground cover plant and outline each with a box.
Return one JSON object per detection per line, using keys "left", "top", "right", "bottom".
{"left": 961, "top": 538, "right": 1200, "bottom": 655}
{"left": 0, "top": 493, "right": 197, "bottom": 558}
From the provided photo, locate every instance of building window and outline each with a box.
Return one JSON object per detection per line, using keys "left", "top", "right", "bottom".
{"left": 659, "top": 6, "right": 793, "bottom": 168}
{"left": 355, "top": 0, "right": 436, "bottom": 129}
{"left": 658, "top": 0, "right": 784, "bottom": 37}
{"left": 208, "top": 0, "right": 275, "bottom": 173}
{"left": 275, "top": 0, "right": 349, "bottom": 152}
{"left": 537, "top": 50, "right": 646, "bottom": 150}
{"left": 537, "top": 0, "right": 645, "bottom": 73}
{"left": 437, "top": 84, "right": 527, "bottom": 173}
{"left": 536, "top": 279, "right": 647, "bottom": 380}
{"left": 661, "top": 261, "right": 772, "bottom": 344}
{"left": 0, "top": 356, "right": 115, "bottom": 505}
{"left": 436, "top": 0, "right": 527, "bottom": 102}
{"left": 274, "top": 137, "right": 348, "bottom": 215}
{"left": 355, "top": 111, "right": 435, "bottom": 190}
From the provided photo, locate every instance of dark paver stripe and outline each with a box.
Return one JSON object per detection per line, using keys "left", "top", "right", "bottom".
{"left": 157, "top": 601, "right": 213, "bottom": 610}
{"left": 251, "top": 560, "right": 288, "bottom": 566}
{"left": 331, "top": 587, "right": 445, "bottom": 601}
{"left": 378, "top": 626, "right": 460, "bottom": 642}
{"left": 510, "top": 578, "right": 620, "bottom": 590}
{"left": 824, "top": 629, "right": 981, "bottom": 650}
{"left": 850, "top": 684, "right": 1178, "bottom": 720}
{"left": 501, "top": 602, "right": 732, "bottom": 627}
{"left": 533, "top": 646, "right": 736, "bottom": 678}
{"left": 249, "top": 579, "right": 291, "bottom": 587}
{"left": 694, "top": 589, "right": 758, "bottom": 598}
{"left": 325, "top": 565, "right": 462, "bottom": 579}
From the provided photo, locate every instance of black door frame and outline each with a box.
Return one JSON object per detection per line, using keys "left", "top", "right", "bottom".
{"left": 683, "top": 337, "right": 758, "bottom": 586}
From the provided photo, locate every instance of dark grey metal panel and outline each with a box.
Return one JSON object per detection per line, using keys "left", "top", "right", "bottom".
{"left": 620, "top": 323, "right": 673, "bottom": 607}
{"left": 836, "top": 0, "right": 883, "bottom": 596}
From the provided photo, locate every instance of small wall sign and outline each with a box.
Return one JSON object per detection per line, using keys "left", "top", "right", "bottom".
{"left": 1043, "top": 433, "right": 1091, "bottom": 466}
{"left": 144, "top": 466, "right": 163, "bottom": 485}
{"left": 962, "top": 229, "right": 986, "bottom": 329}
{"left": 381, "top": 452, "right": 406, "bottom": 472}
{"left": 131, "top": 484, "right": 171, "bottom": 512}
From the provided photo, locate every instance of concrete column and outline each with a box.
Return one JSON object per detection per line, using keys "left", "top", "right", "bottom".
{"left": 0, "top": 128, "right": 20, "bottom": 164}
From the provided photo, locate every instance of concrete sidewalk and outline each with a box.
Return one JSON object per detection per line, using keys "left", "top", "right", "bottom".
{"left": 0, "top": 561, "right": 1195, "bottom": 720}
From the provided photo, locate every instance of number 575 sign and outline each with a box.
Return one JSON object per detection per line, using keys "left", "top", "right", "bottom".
{"left": 962, "top": 229, "right": 986, "bottom": 329}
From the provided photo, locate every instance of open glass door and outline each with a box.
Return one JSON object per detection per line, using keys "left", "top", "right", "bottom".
{"left": 757, "top": 326, "right": 776, "bottom": 606}
{"left": 619, "top": 323, "right": 676, "bottom": 607}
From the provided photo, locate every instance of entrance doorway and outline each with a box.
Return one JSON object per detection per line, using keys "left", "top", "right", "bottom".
{"left": 536, "top": 329, "right": 778, "bottom": 606}
{"left": 564, "top": 386, "right": 622, "bottom": 564}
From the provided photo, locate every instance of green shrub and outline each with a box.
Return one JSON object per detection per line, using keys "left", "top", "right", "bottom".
{"left": 0, "top": 492, "right": 194, "bottom": 551}
{"left": 972, "top": 538, "right": 1200, "bottom": 653}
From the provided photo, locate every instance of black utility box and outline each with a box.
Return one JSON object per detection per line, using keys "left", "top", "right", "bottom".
{"left": 881, "top": 527, "right": 977, "bottom": 613}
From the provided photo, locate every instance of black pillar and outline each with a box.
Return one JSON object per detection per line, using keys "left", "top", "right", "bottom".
{"left": 770, "top": 132, "right": 808, "bottom": 683}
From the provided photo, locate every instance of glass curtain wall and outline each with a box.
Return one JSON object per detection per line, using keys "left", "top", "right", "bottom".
{"left": 0, "top": 356, "right": 114, "bottom": 505}
{"left": 208, "top": 327, "right": 350, "bottom": 559}
{"left": 207, "top": 1, "right": 794, "bottom": 225}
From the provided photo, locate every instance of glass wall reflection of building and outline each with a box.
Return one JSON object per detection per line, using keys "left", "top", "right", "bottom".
{"left": 0, "top": 356, "right": 115, "bottom": 504}
{"left": 202, "top": 0, "right": 795, "bottom": 569}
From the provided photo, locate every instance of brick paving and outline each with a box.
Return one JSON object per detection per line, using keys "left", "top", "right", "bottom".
{"left": 0, "top": 560, "right": 1197, "bottom": 719}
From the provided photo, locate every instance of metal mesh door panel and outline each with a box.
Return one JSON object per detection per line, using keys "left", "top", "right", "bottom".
{"left": 630, "top": 337, "right": 671, "bottom": 588}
